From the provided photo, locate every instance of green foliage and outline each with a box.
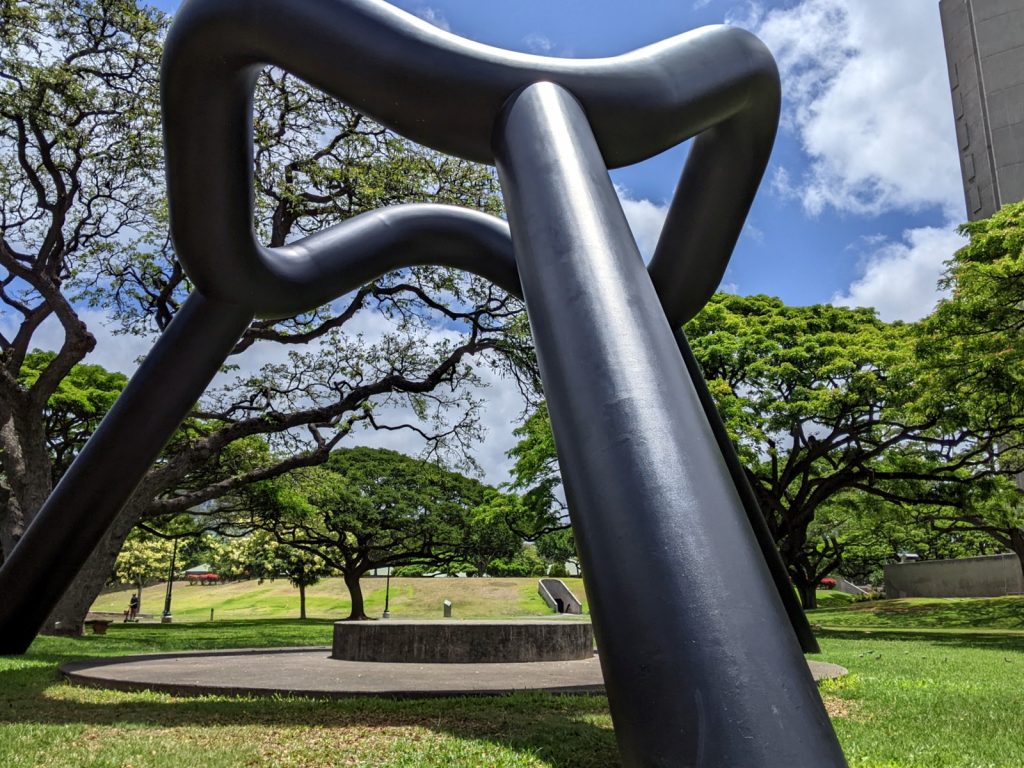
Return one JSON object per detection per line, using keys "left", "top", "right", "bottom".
{"left": 919, "top": 201, "right": 1024, "bottom": 430}
{"left": 686, "top": 294, "right": 913, "bottom": 467}
{"left": 505, "top": 402, "right": 568, "bottom": 538}
{"left": 112, "top": 529, "right": 174, "bottom": 589}
{"left": 272, "top": 543, "right": 333, "bottom": 590}
{"left": 206, "top": 533, "right": 272, "bottom": 582}
{"left": 486, "top": 544, "right": 547, "bottom": 577}
{"left": 246, "top": 447, "right": 499, "bottom": 617}
{"left": 808, "top": 493, "right": 998, "bottom": 586}
{"left": 17, "top": 351, "right": 126, "bottom": 477}
{"left": 535, "top": 528, "right": 579, "bottom": 572}
{"left": 458, "top": 490, "right": 525, "bottom": 575}
{"left": 684, "top": 293, "right": 1007, "bottom": 607}
{"left": 913, "top": 203, "right": 1024, "bottom": 562}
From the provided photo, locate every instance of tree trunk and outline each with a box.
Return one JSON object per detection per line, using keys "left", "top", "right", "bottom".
{"left": 796, "top": 578, "right": 818, "bottom": 610}
{"left": 41, "top": 489, "right": 149, "bottom": 636}
{"left": 1009, "top": 527, "right": 1024, "bottom": 587}
{"left": 299, "top": 582, "right": 307, "bottom": 620}
{"left": 343, "top": 571, "right": 369, "bottom": 620}
{"left": 0, "top": 414, "right": 53, "bottom": 560}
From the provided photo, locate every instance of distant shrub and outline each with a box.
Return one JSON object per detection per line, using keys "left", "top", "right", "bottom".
{"left": 852, "top": 590, "right": 885, "bottom": 603}
{"left": 547, "top": 562, "right": 568, "bottom": 578}
{"left": 819, "top": 578, "right": 837, "bottom": 590}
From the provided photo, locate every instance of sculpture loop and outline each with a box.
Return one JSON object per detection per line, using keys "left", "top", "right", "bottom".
{"left": 0, "top": 2, "right": 846, "bottom": 765}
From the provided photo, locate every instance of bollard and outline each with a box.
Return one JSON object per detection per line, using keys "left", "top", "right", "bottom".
{"left": 443, "top": 600, "right": 452, "bottom": 618}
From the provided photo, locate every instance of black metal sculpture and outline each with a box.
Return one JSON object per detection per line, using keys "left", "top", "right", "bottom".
{"left": 0, "top": 0, "right": 847, "bottom": 764}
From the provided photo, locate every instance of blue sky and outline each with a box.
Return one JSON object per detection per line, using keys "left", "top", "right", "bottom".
{"left": 372, "top": 0, "right": 966, "bottom": 322}
{"left": 370, "top": 0, "right": 966, "bottom": 321}
{"left": 147, "top": 0, "right": 968, "bottom": 320}
{"left": 100, "top": 0, "right": 968, "bottom": 480}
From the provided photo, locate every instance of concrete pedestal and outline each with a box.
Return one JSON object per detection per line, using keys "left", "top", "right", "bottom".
{"left": 332, "top": 619, "right": 593, "bottom": 663}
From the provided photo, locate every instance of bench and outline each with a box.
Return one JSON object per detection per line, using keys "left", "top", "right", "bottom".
{"left": 84, "top": 619, "right": 112, "bottom": 635}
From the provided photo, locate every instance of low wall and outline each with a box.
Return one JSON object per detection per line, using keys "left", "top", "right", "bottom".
{"left": 884, "top": 553, "right": 1023, "bottom": 598}
{"left": 332, "top": 619, "right": 593, "bottom": 663}
{"left": 538, "top": 579, "right": 583, "bottom": 614}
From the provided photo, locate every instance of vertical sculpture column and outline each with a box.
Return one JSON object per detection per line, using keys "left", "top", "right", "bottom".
{"left": 494, "top": 82, "right": 846, "bottom": 767}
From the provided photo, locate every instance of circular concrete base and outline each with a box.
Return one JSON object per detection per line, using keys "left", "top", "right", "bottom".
{"left": 60, "top": 647, "right": 847, "bottom": 700}
{"left": 332, "top": 620, "right": 594, "bottom": 663}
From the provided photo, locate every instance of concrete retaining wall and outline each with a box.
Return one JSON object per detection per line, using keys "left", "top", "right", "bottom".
{"left": 332, "top": 619, "right": 594, "bottom": 663}
{"left": 884, "top": 553, "right": 1023, "bottom": 598}
{"left": 538, "top": 579, "right": 583, "bottom": 614}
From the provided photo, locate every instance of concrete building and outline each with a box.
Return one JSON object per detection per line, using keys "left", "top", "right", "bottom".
{"left": 941, "top": 2, "right": 1024, "bottom": 486}
{"left": 940, "top": 0, "right": 1024, "bottom": 220}
{"left": 885, "top": 552, "right": 1023, "bottom": 598}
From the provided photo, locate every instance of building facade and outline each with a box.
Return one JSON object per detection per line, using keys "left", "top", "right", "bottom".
{"left": 940, "top": 0, "right": 1024, "bottom": 220}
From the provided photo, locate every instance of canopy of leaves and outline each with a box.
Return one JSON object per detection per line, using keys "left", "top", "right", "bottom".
{"left": 919, "top": 201, "right": 1024, "bottom": 433}
{"left": 247, "top": 447, "right": 494, "bottom": 576}
{"left": 17, "top": 350, "right": 125, "bottom": 478}
{"left": 112, "top": 528, "right": 174, "bottom": 587}
{"left": 685, "top": 294, "right": 1010, "bottom": 604}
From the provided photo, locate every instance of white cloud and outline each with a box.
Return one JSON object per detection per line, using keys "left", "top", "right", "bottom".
{"left": 693, "top": 0, "right": 713, "bottom": 8}
{"left": 2, "top": 309, "right": 155, "bottom": 377}
{"left": 522, "top": 33, "right": 555, "bottom": 54}
{"left": 735, "top": 0, "right": 963, "bottom": 219}
{"left": 831, "top": 223, "right": 965, "bottom": 322}
{"left": 412, "top": 5, "right": 451, "bottom": 32}
{"left": 615, "top": 186, "right": 669, "bottom": 261}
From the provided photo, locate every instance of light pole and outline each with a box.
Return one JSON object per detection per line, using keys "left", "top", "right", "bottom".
{"left": 162, "top": 537, "right": 178, "bottom": 624}
{"left": 382, "top": 566, "right": 391, "bottom": 619}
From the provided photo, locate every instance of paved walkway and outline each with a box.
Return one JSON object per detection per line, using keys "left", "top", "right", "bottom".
{"left": 60, "top": 648, "right": 847, "bottom": 699}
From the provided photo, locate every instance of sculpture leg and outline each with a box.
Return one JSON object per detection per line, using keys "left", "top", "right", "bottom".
{"left": 0, "top": 292, "right": 253, "bottom": 654}
{"left": 494, "top": 82, "right": 846, "bottom": 767}
{"left": 673, "top": 327, "right": 820, "bottom": 654}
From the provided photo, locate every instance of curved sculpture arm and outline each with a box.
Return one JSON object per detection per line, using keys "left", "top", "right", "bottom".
{"left": 162, "top": 0, "right": 778, "bottom": 319}
{"left": 649, "top": 112, "right": 777, "bottom": 326}
{"left": 246, "top": 204, "right": 520, "bottom": 317}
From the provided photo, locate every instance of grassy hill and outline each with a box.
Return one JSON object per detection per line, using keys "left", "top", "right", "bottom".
{"left": 93, "top": 576, "right": 1024, "bottom": 633}
{"left": 91, "top": 576, "right": 590, "bottom": 622}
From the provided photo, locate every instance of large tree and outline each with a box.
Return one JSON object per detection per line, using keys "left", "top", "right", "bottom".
{"left": 914, "top": 202, "right": 1024, "bottom": 575}
{"left": 918, "top": 202, "right": 1024, "bottom": 432}
{"left": 111, "top": 527, "right": 175, "bottom": 614}
{"left": 792, "top": 491, "right": 999, "bottom": 588}
{"left": 686, "top": 294, "right": 1017, "bottom": 608}
{"left": 508, "top": 294, "right": 1017, "bottom": 608}
{"left": 0, "top": 0, "right": 164, "bottom": 562}
{"left": 0, "top": 0, "right": 530, "bottom": 635}
{"left": 245, "top": 447, "right": 494, "bottom": 619}
{"left": 15, "top": 351, "right": 126, "bottom": 496}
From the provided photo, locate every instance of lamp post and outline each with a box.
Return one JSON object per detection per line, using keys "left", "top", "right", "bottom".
{"left": 382, "top": 566, "right": 391, "bottom": 619}
{"left": 161, "top": 537, "right": 178, "bottom": 624}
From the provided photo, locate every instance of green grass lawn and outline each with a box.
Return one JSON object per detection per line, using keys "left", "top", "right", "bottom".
{"left": 815, "top": 589, "right": 860, "bottom": 608}
{"left": 2, "top": 589, "right": 1020, "bottom": 766}
{"left": 810, "top": 595, "right": 1024, "bottom": 631}
{"left": 91, "top": 576, "right": 590, "bottom": 622}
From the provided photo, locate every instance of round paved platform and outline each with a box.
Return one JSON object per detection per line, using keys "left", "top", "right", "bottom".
{"left": 60, "top": 647, "right": 847, "bottom": 699}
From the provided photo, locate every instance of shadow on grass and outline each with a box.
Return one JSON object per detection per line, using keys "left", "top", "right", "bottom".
{"left": 817, "top": 627, "right": 1024, "bottom": 653}
{"left": 1, "top": 640, "right": 619, "bottom": 768}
